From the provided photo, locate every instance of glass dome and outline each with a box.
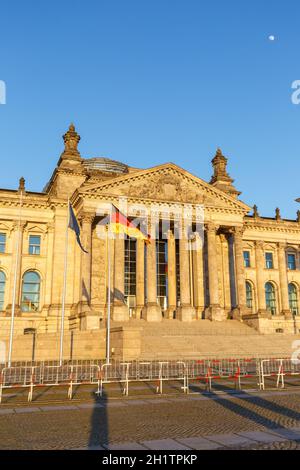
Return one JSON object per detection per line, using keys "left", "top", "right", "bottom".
{"left": 83, "top": 157, "right": 128, "bottom": 174}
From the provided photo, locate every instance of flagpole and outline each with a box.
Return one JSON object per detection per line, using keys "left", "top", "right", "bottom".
{"left": 59, "top": 198, "right": 70, "bottom": 366}
{"left": 8, "top": 184, "right": 24, "bottom": 367}
{"left": 106, "top": 214, "right": 111, "bottom": 364}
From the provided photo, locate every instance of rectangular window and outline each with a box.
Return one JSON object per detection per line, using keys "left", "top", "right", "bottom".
{"left": 156, "top": 239, "right": 168, "bottom": 312}
{"left": 243, "top": 251, "right": 250, "bottom": 268}
{"left": 124, "top": 238, "right": 136, "bottom": 307}
{"left": 0, "top": 233, "right": 6, "bottom": 253}
{"left": 265, "top": 252, "right": 274, "bottom": 269}
{"left": 29, "top": 235, "right": 41, "bottom": 255}
{"left": 288, "top": 254, "right": 296, "bottom": 270}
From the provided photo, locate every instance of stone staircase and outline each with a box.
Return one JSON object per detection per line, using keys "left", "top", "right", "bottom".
{"left": 112, "top": 319, "right": 300, "bottom": 360}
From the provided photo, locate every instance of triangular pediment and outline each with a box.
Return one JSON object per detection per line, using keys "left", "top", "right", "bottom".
{"left": 80, "top": 163, "right": 251, "bottom": 213}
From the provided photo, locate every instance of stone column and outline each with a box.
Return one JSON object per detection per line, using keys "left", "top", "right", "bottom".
{"left": 113, "top": 235, "right": 128, "bottom": 322}
{"left": 254, "top": 241, "right": 269, "bottom": 317}
{"left": 81, "top": 212, "right": 94, "bottom": 304}
{"left": 278, "top": 242, "right": 291, "bottom": 318}
{"left": 232, "top": 227, "right": 246, "bottom": 319}
{"left": 177, "top": 232, "right": 195, "bottom": 321}
{"left": 192, "top": 232, "right": 205, "bottom": 318}
{"left": 136, "top": 238, "right": 145, "bottom": 319}
{"left": 206, "top": 222, "right": 224, "bottom": 321}
{"left": 167, "top": 230, "right": 176, "bottom": 318}
{"left": 8, "top": 221, "right": 26, "bottom": 314}
{"left": 143, "top": 240, "right": 161, "bottom": 322}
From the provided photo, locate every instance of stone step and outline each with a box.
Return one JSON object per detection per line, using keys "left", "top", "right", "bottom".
{"left": 139, "top": 332, "right": 300, "bottom": 360}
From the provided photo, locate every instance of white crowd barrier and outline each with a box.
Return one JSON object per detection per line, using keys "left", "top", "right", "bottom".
{"left": 259, "top": 358, "right": 300, "bottom": 390}
{"left": 0, "top": 357, "right": 299, "bottom": 403}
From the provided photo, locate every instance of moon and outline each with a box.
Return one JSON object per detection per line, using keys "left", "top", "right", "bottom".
{"left": 268, "top": 35, "right": 275, "bottom": 41}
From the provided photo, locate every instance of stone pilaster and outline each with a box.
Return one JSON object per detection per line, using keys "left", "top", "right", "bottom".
{"left": 278, "top": 242, "right": 292, "bottom": 318}
{"left": 7, "top": 220, "right": 26, "bottom": 315}
{"left": 232, "top": 227, "right": 246, "bottom": 319}
{"left": 177, "top": 233, "right": 195, "bottom": 321}
{"left": 143, "top": 240, "right": 161, "bottom": 322}
{"left": 113, "top": 235, "right": 128, "bottom": 322}
{"left": 254, "top": 241, "right": 270, "bottom": 318}
{"left": 206, "top": 222, "right": 224, "bottom": 321}
{"left": 167, "top": 230, "right": 176, "bottom": 318}
{"left": 44, "top": 222, "right": 55, "bottom": 309}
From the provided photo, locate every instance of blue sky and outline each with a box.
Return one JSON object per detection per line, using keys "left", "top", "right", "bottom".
{"left": 1, "top": 0, "right": 300, "bottom": 218}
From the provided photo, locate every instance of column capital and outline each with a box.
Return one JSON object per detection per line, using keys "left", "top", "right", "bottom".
{"left": 254, "top": 240, "right": 264, "bottom": 250}
{"left": 277, "top": 242, "right": 286, "bottom": 251}
{"left": 12, "top": 220, "right": 27, "bottom": 231}
{"left": 79, "top": 211, "right": 95, "bottom": 224}
{"left": 205, "top": 222, "right": 219, "bottom": 233}
{"left": 232, "top": 226, "right": 244, "bottom": 238}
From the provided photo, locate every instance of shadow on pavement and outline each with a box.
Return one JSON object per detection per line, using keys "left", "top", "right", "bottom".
{"left": 189, "top": 381, "right": 300, "bottom": 442}
{"left": 88, "top": 389, "right": 109, "bottom": 449}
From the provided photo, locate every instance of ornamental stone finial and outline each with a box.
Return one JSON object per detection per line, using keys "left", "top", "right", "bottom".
{"left": 297, "top": 210, "right": 300, "bottom": 223}
{"left": 275, "top": 207, "right": 281, "bottom": 221}
{"left": 253, "top": 204, "right": 259, "bottom": 218}
{"left": 209, "top": 148, "right": 241, "bottom": 198}
{"left": 18, "top": 177, "right": 25, "bottom": 193}
{"left": 60, "top": 123, "right": 81, "bottom": 161}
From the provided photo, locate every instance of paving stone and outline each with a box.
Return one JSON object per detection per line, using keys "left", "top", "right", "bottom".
{"left": 106, "top": 442, "right": 147, "bottom": 450}
{"left": 15, "top": 407, "right": 40, "bottom": 414}
{"left": 145, "top": 399, "right": 171, "bottom": 404}
{"left": 142, "top": 438, "right": 192, "bottom": 450}
{"left": 187, "top": 395, "right": 208, "bottom": 401}
{"left": 40, "top": 405, "right": 79, "bottom": 411}
{"left": 206, "top": 433, "right": 253, "bottom": 447}
{"left": 237, "top": 430, "right": 287, "bottom": 443}
{"left": 0, "top": 409, "right": 15, "bottom": 415}
{"left": 124, "top": 400, "right": 147, "bottom": 406}
{"left": 270, "top": 427, "right": 300, "bottom": 441}
{"left": 77, "top": 403, "right": 104, "bottom": 409}
{"left": 176, "top": 437, "right": 222, "bottom": 450}
{"left": 86, "top": 445, "right": 105, "bottom": 450}
{"left": 106, "top": 401, "right": 126, "bottom": 407}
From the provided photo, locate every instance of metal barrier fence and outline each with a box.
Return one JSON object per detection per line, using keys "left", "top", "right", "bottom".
{"left": 0, "top": 357, "right": 300, "bottom": 403}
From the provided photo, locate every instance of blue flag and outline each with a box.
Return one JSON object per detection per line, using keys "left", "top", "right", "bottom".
{"left": 68, "top": 203, "right": 88, "bottom": 253}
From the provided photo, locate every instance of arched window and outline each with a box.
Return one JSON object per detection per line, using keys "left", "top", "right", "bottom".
{"left": 245, "top": 281, "right": 253, "bottom": 309}
{"left": 21, "top": 271, "right": 41, "bottom": 312}
{"left": 265, "top": 282, "right": 276, "bottom": 315}
{"left": 0, "top": 271, "right": 6, "bottom": 311}
{"left": 289, "top": 283, "right": 298, "bottom": 316}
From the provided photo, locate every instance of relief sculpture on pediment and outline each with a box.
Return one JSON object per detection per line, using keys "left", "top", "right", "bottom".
{"left": 127, "top": 174, "right": 206, "bottom": 204}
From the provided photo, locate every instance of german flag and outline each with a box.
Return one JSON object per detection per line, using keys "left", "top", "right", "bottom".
{"left": 109, "top": 205, "right": 151, "bottom": 243}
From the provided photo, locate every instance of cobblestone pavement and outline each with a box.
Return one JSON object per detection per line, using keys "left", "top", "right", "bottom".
{"left": 1, "top": 384, "right": 300, "bottom": 449}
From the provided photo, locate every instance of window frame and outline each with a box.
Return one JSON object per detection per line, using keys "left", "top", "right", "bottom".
{"left": 28, "top": 234, "right": 41, "bottom": 256}
{"left": 21, "top": 271, "right": 41, "bottom": 312}
{"left": 0, "top": 233, "right": 6, "bottom": 254}
{"left": 287, "top": 253, "right": 296, "bottom": 271}
{"left": 0, "top": 271, "right": 6, "bottom": 311}
{"left": 265, "top": 252, "right": 274, "bottom": 269}
{"left": 245, "top": 281, "right": 253, "bottom": 309}
{"left": 265, "top": 282, "right": 276, "bottom": 315}
{"left": 288, "top": 283, "right": 298, "bottom": 315}
{"left": 243, "top": 251, "right": 251, "bottom": 268}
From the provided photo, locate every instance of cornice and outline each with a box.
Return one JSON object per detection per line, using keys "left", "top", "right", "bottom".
{"left": 244, "top": 220, "right": 300, "bottom": 234}
{"left": 73, "top": 192, "right": 247, "bottom": 216}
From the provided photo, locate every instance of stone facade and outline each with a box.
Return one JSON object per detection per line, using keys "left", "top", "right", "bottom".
{"left": 1, "top": 125, "right": 300, "bottom": 360}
